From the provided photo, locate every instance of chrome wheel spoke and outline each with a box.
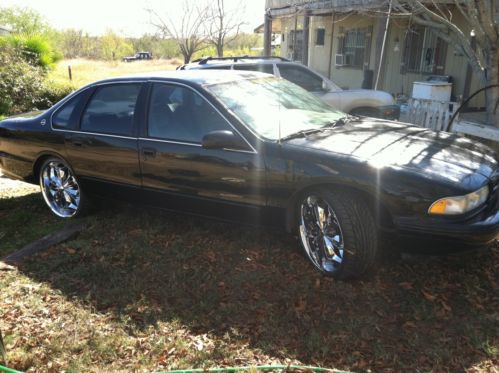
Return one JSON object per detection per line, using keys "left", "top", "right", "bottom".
{"left": 300, "top": 194, "right": 345, "bottom": 274}
{"left": 40, "top": 161, "right": 80, "bottom": 218}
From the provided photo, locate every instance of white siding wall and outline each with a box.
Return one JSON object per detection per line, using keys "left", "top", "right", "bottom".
{"left": 277, "top": 11, "right": 485, "bottom": 107}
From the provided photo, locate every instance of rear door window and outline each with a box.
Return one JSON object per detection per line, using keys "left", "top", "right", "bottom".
{"left": 52, "top": 96, "right": 80, "bottom": 130}
{"left": 81, "top": 83, "right": 141, "bottom": 136}
{"left": 277, "top": 64, "right": 324, "bottom": 92}
{"left": 233, "top": 64, "right": 274, "bottom": 74}
{"left": 203, "top": 65, "right": 232, "bottom": 70}
{"left": 52, "top": 89, "right": 91, "bottom": 130}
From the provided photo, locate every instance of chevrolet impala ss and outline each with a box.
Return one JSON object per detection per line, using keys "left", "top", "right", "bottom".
{"left": 0, "top": 71, "right": 497, "bottom": 279}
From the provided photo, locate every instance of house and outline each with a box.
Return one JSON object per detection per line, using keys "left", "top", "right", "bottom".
{"left": 262, "top": 0, "right": 485, "bottom": 108}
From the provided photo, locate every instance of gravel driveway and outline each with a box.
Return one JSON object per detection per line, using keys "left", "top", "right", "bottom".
{"left": 0, "top": 171, "right": 38, "bottom": 197}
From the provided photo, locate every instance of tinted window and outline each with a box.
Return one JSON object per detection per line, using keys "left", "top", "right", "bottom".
{"left": 203, "top": 65, "right": 232, "bottom": 70}
{"left": 277, "top": 64, "right": 324, "bottom": 92}
{"left": 148, "top": 83, "right": 230, "bottom": 143}
{"left": 233, "top": 64, "right": 274, "bottom": 74}
{"left": 52, "top": 95, "right": 80, "bottom": 129}
{"left": 81, "top": 84, "right": 141, "bottom": 136}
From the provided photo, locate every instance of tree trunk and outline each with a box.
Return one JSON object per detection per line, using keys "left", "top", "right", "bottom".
{"left": 217, "top": 44, "right": 223, "bottom": 57}
{"left": 183, "top": 52, "right": 191, "bottom": 64}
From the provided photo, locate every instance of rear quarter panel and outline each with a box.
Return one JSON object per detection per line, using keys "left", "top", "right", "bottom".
{"left": 0, "top": 111, "right": 66, "bottom": 182}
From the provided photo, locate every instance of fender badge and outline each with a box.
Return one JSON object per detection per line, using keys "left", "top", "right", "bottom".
{"left": 40, "top": 119, "right": 46, "bottom": 126}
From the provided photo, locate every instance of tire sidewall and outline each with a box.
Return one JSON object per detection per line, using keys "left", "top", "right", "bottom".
{"left": 296, "top": 188, "right": 377, "bottom": 279}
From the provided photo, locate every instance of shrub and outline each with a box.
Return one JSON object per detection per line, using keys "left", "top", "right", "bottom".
{"left": 38, "top": 81, "right": 75, "bottom": 107}
{"left": 0, "top": 46, "right": 45, "bottom": 115}
{"left": 0, "top": 34, "right": 62, "bottom": 70}
{"left": 0, "top": 46, "right": 73, "bottom": 115}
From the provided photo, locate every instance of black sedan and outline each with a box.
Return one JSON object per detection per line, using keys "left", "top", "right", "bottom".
{"left": 0, "top": 71, "right": 497, "bottom": 279}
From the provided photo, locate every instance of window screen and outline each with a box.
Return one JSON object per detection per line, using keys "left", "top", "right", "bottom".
{"left": 403, "top": 27, "right": 447, "bottom": 74}
{"left": 148, "top": 83, "right": 230, "bottom": 143}
{"left": 81, "top": 84, "right": 141, "bottom": 136}
{"left": 338, "top": 27, "right": 372, "bottom": 68}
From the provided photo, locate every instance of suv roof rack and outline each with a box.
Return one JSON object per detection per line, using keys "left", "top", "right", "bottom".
{"left": 192, "top": 55, "right": 290, "bottom": 65}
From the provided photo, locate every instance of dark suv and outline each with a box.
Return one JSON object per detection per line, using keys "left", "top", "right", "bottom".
{"left": 123, "top": 51, "right": 152, "bottom": 62}
{"left": 178, "top": 56, "right": 399, "bottom": 119}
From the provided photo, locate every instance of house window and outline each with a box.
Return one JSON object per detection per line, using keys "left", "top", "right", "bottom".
{"left": 338, "top": 27, "right": 372, "bottom": 68}
{"left": 315, "top": 28, "right": 325, "bottom": 46}
{"left": 402, "top": 27, "right": 447, "bottom": 74}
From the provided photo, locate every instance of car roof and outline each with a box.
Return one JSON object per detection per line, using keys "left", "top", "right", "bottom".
{"left": 93, "top": 69, "right": 273, "bottom": 86}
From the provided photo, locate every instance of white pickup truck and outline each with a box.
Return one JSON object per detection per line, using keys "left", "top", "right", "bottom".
{"left": 179, "top": 56, "right": 400, "bottom": 120}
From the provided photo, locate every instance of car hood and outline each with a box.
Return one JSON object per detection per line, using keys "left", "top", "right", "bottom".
{"left": 286, "top": 119, "right": 498, "bottom": 188}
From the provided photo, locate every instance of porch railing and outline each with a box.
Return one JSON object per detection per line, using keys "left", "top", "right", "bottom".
{"left": 406, "top": 98, "right": 459, "bottom": 131}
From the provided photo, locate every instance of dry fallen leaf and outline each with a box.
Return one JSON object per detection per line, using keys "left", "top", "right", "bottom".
{"left": 421, "top": 290, "right": 437, "bottom": 302}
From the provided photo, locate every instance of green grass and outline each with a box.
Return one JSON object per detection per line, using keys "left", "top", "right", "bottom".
{"left": 0, "top": 177, "right": 68, "bottom": 258}
{"left": 0, "top": 184, "right": 497, "bottom": 372}
{"left": 0, "top": 193, "right": 67, "bottom": 258}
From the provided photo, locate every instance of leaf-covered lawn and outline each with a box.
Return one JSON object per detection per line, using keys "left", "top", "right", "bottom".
{"left": 0, "top": 180, "right": 498, "bottom": 372}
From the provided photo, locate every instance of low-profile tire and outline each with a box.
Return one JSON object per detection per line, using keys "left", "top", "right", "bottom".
{"left": 297, "top": 188, "right": 378, "bottom": 280}
{"left": 39, "top": 157, "right": 87, "bottom": 218}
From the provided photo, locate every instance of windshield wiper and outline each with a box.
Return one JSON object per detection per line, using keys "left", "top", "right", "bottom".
{"left": 280, "top": 128, "right": 324, "bottom": 142}
{"left": 280, "top": 115, "right": 359, "bottom": 142}
{"left": 322, "top": 115, "right": 359, "bottom": 128}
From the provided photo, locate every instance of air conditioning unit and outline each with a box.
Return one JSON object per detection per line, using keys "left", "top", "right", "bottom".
{"left": 335, "top": 54, "right": 344, "bottom": 66}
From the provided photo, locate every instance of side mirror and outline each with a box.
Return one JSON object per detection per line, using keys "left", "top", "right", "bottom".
{"left": 322, "top": 80, "right": 330, "bottom": 92}
{"left": 201, "top": 130, "right": 247, "bottom": 150}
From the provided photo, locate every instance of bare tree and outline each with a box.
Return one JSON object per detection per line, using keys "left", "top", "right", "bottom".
{"left": 147, "top": 0, "right": 210, "bottom": 64}
{"left": 391, "top": 0, "right": 499, "bottom": 126}
{"left": 206, "top": 0, "right": 247, "bottom": 57}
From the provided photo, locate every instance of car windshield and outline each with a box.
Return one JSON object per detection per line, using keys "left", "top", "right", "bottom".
{"left": 205, "top": 76, "right": 345, "bottom": 140}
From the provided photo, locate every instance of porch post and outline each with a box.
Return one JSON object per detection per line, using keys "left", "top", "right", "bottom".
{"left": 264, "top": 12, "right": 272, "bottom": 57}
{"left": 302, "top": 10, "right": 311, "bottom": 66}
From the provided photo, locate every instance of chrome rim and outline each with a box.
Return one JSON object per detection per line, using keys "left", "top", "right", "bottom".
{"left": 40, "top": 161, "right": 80, "bottom": 218}
{"left": 299, "top": 195, "right": 344, "bottom": 273}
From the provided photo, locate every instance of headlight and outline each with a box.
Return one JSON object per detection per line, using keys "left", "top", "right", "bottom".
{"left": 428, "top": 185, "right": 489, "bottom": 215}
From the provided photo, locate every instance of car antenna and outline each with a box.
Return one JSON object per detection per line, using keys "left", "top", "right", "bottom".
{"left": 278, "top": 100, "right": 282, "bottom": 145}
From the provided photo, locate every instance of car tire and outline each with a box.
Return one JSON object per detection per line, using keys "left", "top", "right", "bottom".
{"left": 39, "top": 157, "right": 87, "bottom": 218}
{"left": 297, "top": 188, "right": 378, "bottom": 280}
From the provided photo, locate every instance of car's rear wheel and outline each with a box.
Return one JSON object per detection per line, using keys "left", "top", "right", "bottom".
{"left": 39, "top": 157, "right": 84, "bottom": 218}
{"left": 298, "top": 188, "right": 378, "bottom": 279}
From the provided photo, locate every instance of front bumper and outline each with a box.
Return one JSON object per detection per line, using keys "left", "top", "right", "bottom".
{"left": 393, "top": 205, "right": 499, "bottom": 253}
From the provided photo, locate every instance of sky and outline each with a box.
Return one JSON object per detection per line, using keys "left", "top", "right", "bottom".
{"left": 2, "top": 0, "right": 266, "bottom": 37}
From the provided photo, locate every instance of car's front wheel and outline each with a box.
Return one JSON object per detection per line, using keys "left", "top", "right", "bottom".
{"left": 298, "top": 188, "right": 378, "bottom": 279}
{"left": 39, "top": 157, "right": 85, "bottom": 218}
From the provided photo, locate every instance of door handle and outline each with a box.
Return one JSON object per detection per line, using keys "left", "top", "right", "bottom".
{"left": 70, "top": 137, "right": 89, "bottom": 147}
{"left": 141, "top": 147, "right": 156, "bottom": 159}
